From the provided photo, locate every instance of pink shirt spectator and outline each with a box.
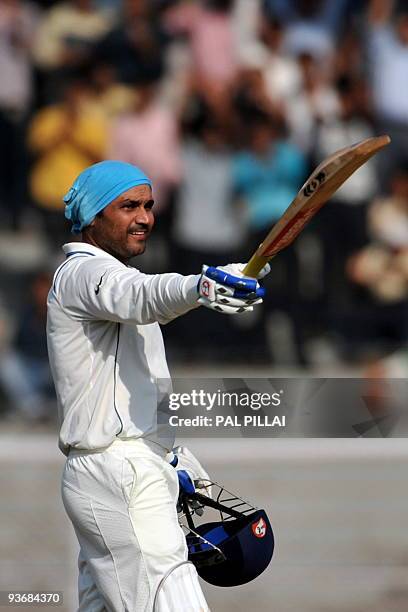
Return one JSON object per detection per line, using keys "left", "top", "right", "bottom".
{"left": 110, "top": 103, "right": 181, "bottom": 212}
{"left": 165, "top": 3, "right": 238, "bottom": 85}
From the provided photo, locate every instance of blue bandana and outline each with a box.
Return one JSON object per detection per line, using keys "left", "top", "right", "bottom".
{"left": 64, "top": 160, "right": 152, "bottom": 234}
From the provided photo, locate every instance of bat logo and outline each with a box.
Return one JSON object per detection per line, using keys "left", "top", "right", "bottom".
{"left": 303, "top": 171, "right": 326, "bottom": 197}
{"left": 252, "top": 517, "right": 267, "bottom": 538}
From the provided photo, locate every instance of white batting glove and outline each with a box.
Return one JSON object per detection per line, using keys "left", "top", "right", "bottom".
{"left": 197, "top": 262, "right": 271, "bottom": 314}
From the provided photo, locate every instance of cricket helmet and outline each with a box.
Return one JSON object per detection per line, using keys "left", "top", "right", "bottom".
{"left": 179, "top": 481, "right": 274, "bottom": 587}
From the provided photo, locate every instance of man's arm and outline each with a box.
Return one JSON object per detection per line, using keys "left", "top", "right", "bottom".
{"left": 53, "top": 256, "right": 269, "bottom": 324}
{"left": 53, "top": 257, "right": 200, "bottom": 325}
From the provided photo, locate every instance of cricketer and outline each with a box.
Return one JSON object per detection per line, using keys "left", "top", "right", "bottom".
{"left": 46, "top": 160, "right": 269, "bottom": 611}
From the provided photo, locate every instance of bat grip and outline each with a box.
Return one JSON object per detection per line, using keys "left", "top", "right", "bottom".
{"left": 242, "top": 254, "right": 270, "bottom": 278}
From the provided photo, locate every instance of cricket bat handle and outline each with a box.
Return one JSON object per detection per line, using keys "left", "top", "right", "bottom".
{"left": 243, "top": 252, "right": 270, "bottom": 278}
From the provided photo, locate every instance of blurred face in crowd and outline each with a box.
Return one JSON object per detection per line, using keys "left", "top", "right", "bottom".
{"left": 133, "top": 84, "right": 156, "bottom": 112}
{"left": 396, "top": 14, "right": 408, "bottom": 45}
{"left": 73, "top": 0, "right": 93, "bottom": 12}
{"left": 91, "top": 65, "right": 115, "bottom": 92}
{"left": 203, "top": 0, "right": 234, "bottom": 13}
{"left": 391, "top": 171, "right": 408, "bottom": 205}
{"left": 338, "top": 79, "right": 371, "bottom": 120}
{"left": 261, "top": 19, "right": 284, "bottom": 51}
{"left": 83, "top": 185, "right": 155, "bottom": 263}
{"left": 297, "top": 0, "right": 323, "bottom": 18}
{"left": 338, "top": 90, "right": 355, "bottom": 119}
{"left": 202, "top": 125, "right": 225, "bottom": 150}
{"left": 124, "top": 0, "right": 149, "bottom": 20}
{"left": 298, "top": 53, "right": 321, "bottom": 89}
{"left": 249, "top": 122, "right": 274, "bottom": 156}
{"left": 63, "top": 81, "right": 91, "bottom": 114}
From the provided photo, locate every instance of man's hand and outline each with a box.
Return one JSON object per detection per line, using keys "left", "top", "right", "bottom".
{"left": 197, "top": 262, "right": 271, "bottom": 314}
{"left": 169, "top": 446, "right": 212, "bottom": 515}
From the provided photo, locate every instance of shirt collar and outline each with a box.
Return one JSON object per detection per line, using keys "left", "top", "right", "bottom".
{"left": 62, "top": 242, "right": 124, "bottom": 263}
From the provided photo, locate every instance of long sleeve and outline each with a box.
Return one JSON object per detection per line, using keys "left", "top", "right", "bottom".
{"left": 53, "top": 255, "right": 200, "bottom": 325}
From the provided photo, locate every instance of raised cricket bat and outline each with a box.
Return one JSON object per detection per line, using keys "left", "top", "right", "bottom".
{"left": 243, "top": 135, "right": 391, "bottom": 278}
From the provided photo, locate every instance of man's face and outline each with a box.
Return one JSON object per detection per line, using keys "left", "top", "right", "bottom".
{"left": 85, "top": 184, "right": 154, "bottom": 262}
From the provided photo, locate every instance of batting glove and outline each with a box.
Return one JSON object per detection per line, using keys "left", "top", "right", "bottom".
{"left": 197, "top": 262, "right": 271, "bottom": 314}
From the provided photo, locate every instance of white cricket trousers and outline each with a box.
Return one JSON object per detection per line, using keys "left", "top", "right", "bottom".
{"left": 61, "top": 439, "right": 210, "bottom": 612}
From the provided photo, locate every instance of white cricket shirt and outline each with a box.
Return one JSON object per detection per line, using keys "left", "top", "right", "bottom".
{"left": 47, "top": 243, "right": 199, "bottom": 455}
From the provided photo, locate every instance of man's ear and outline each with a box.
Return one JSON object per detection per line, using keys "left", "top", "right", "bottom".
{"left": 84, "top": 211, "right": 103, "bottom": 235}
{"left": 81, "top": 222, "right": 94, "bottom": 240}
{"left": 83, "top": 220, "right": 96, "bottom": 236}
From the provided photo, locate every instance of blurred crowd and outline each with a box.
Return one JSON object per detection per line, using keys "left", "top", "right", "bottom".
{"left": 0, "top": 0, "right": 408, "bottom": 421}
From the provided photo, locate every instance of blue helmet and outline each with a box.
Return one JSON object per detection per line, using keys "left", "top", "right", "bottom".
{"left": 179, "top": 482, "right": 274, "bottom": 587}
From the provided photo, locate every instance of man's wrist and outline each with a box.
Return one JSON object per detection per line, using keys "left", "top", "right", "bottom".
{"left": 184, "top": 274, "right": 201, "bottom": 307}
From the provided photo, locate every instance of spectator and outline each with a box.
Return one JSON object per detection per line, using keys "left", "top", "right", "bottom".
{"left": 335, "top": 30, "right": 365, "bottom": 81}
{"left": 233, "top": 113, "right": 307, "bottom": 232}
{"left": 231, "top": 67, "right": 283, "bottom": 144}
{"left": 165, "top": 0, "right": 239, "bottom": 91}
{"left": 232, "top": 112, "right": 308, "bottom": 362}
{"left": 286, "top": 52, "right": 340, "bottom": 153}
{"left": 367, "top": 0, "right": 408, "bottom": 126}
{"left": 168, "top": 96, "right": 247, "bottom": 362}
{"left": 341, "top": 165, "right": 408, "bottom": 357}
{"left": 33, "top": 0, "right": 113, "bottom": 102}
{"left": 27, "top": 79, "right": 107, "bottom": 246}
{"left": 110, "top": 79, "right": 181, "bottom": 215}
{"left": 109, "top": 77, "right": 181, "bottom": 271}
{"left": 366, "top": 0, "right": 408, "bottom": 187}
{"left": 233, "top": 0, "right": 264, "bottom": 63}
{"left": 263, "top": 0, "right": 350, "bottom": 62}
{"left": 87, "top": 63, "right": 136, "bottom": 120}
{"left": 94, "top": 0, "right": 168, "bottom": 85}
{"left": 349, "top": 165, "right": 408, "bottom": 302}
{"left": 173, "top": 96, "right": 244, "bottom": 267}
{"left": 314, "top": 76, "right": 378, "bottom": 306}
{"left": 0, "top": 0, "right": 38, "bottom": 228}
{"left": 0, "top": 271, "right": 55, "bottom": 422}
{"left": 240, "top": 15, "right": 302, "bottom": 107}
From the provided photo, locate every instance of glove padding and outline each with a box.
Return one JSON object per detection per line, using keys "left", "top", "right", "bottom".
{"left": 168, "top": 446, "right": 211, "bottom": 515}
{"left": 198, "top": 262, "right": 271, "bottom": 314}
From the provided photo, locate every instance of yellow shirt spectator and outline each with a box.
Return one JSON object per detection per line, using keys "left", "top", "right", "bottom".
{"left": 28, "top": 84, "right": 107, "bottom": 211}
